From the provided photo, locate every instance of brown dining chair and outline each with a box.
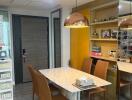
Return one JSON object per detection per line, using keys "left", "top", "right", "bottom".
{"left": 88, "top": 60, "right": 109, "bottom": 100}
{"left": 34, "top": 69, "right": 67, "bottom": 100}
{"left": 27, "top": 65, "right": 39, "bottom": 100}
{"left": 27, "top": 65, "right": 60, "bottom": 100}
{"left": 117, "top": 67, "right": 132, "bottom": 100}
{"left": 82, "top": 58, "right": 93, "bottom": 73}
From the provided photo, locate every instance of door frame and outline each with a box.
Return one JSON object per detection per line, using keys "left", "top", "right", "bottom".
{"left": 53, "top": 18, "right": 61, "bottom": 67}
{"left": 12, "top": 14, "right": 49, "bottom": 84}
{"left": 51, "top": 9, "right": 62, "bottom": 67}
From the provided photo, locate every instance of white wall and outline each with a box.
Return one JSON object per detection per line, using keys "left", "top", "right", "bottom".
{"left": 49, "top": 7, "right": 71, "bottom": 68}
{"left": 61, "top": 7, "right": 71, "bottom": 67}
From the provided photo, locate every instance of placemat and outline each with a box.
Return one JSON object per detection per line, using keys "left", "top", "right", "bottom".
{"left": 72, "top": 83, "right": 96, "bottom": 90}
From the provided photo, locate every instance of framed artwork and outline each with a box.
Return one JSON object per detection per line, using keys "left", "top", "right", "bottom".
{"left": 101, "top": 29, "right": 111, "bottom": 38}
{"left": 111, "top": 30, "right": 118, "bottom": 39}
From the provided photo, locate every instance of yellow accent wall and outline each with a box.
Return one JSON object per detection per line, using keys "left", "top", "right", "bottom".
{"left": 70, "top": 8, "right": 90, "bottom": 70}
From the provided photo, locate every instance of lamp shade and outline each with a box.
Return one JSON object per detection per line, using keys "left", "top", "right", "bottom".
{"left": 119, "top": 17, "right": 132, "bottom": 30}
{"left": 64, "top": 12, "right": 89, "bottom": 28}
{"left": 119, "top": 0, "right": 132, "bottom": 30}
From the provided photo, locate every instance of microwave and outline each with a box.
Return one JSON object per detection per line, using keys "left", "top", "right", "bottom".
{"left": 0, "top": 51, "right": 7, "bottom": 60}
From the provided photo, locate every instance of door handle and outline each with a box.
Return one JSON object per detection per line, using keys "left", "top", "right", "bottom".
{"left": 22, "top": 49, "right": 26, "bottom": 55}
{"left": 22, "top": 49, "right": 26, "bottom": 63}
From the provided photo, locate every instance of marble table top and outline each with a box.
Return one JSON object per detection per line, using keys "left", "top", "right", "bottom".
{"left": 117, "top": 61, "right": 132, "bottom": 74}
{"left": 39, "top": 67, "right": 111, "bottom": 93}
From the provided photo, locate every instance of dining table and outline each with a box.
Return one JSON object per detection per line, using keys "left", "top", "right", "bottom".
{"left": 39, "top": 67, "right": 111, "bottom": 100}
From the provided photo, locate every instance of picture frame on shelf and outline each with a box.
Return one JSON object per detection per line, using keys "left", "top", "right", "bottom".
{"left": 111, "top": 30, "right": 118, "bottom": 39}
{"left": 91, "top": 31, "right": 99, "bottom": 38}
{"left": 101, "top": 29, "right": 111, "bottom": 38}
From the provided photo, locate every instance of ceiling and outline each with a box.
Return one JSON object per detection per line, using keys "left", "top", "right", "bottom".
{"left": 0, "top": 0, "right": 94, "bottom": 10}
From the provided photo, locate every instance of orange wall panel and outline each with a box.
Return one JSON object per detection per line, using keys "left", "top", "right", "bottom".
{"left": 70, "top": 8, "right": 90, "bottom": 70}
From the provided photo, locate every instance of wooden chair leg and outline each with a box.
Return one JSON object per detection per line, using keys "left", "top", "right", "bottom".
{"left": 91, "top": 94, "right": 94, "bottom": 100}
{"left": 33, "top": 91, "right": 34, "bottom": 100}
{"left": 88, "top": 93, "right": 90, "bottom": 100}
{"left": 117, "top": 67, "right": 120, "bottom": 100}
{"left": 89, "top": 93, "right": 93, "bottom": 100}
{"left": 103, "top": 92, "right": 106, "bottom": 100}
{"left": 130, "top": 83, "right": 132, "bottom": 100}
{"left": 93, "top": 93, "right": 95, "bottom": 100}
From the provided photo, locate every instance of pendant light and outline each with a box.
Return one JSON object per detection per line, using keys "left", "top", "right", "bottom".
{"left": 119, "top": 0, "right": 132, "bottom": 30}
{"left": 64, "top": 0, "right": 89, "bottom": 28}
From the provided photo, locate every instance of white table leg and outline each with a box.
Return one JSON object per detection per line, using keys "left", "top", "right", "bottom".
{"left": 67, "top": 92, "right": 80, "bottom": 100}
{"left": 61, "top": 89, "right": 80, "bottom": 100}
{"left": 77, "top": 92, "right": 80, "bottom": 100}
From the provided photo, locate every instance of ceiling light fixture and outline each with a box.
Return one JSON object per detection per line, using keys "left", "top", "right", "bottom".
{"left": 119, "top": 0, "right": 132, "bottom": 30}
{"left": 64, "top": 0, "right": 89, "bottom": 28}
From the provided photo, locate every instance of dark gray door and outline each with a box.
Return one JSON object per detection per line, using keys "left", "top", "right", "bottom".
{"left": 54, "top": 18, "right": 61, "bottom": 67}
{"left": 21, "top": 17, "right": 49, "bottom": 82}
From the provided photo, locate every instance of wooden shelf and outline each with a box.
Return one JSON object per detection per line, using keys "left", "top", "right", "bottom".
{"left": 90, "top": 19, "right": 118, "bottom": 25}
{"left": 90, "top": 38, "right": 117, "bottom": 41}
{"left": 90, "top": 1, "right": 118, "bottom": 62}
{"left": 0, "top": 79, "right": 12, "bottom": 83}
{"left": 0, "top": 88, "right": 13, "bottom": 94}
{"left": 90, "top": 55, "right": 117, "bottom": 62}
{"left": 91, "top": 1, "right": 118, "bottom": 11}
{"left": 0, "top": 68, "right": 11, "bottom": 73}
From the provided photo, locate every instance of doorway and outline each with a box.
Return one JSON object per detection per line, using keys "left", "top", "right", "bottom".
{"left": 51, "top": 9, "right": 61, "bottom": 68}
{"left": 12, "top": 15, "right": 49, "bottom": 84}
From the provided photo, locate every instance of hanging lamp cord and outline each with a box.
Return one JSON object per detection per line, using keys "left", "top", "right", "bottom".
{"left": 75, "top": 0, "right": 78, "bottom": 11}
{"left": 130, "top": 0, "right": 131, "bottom": 16}
{"left": 76, "top": 0, "right": 77, "bottom": 9}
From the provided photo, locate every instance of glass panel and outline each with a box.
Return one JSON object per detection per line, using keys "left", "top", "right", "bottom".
{"left": 0, "top": 10, "right": 10, "bottom": 58}
{"left": 118, "top": 0, "right": 132, "bottom": 58}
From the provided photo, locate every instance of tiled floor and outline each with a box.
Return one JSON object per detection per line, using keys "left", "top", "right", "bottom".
{"left": 13, "top": 82, "right": 38, "bottom": 100}
{"left": 13, "top": 82, "right": 128, "bottom": 100}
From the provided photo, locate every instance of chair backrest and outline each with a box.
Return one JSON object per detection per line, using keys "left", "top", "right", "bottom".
{"left": 94, "top": 60, "right": 109, "bottom": 80}
{"left": 34, "top": 70, "right": 52, "bottom": 100}
{"left": 27, "top": 65, "right": 39, "bottom": 95}
{"left": 82, "top": 58, "right": 92, "bottom": 73}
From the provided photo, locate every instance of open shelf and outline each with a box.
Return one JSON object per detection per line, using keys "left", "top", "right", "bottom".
{"left": 0, "top": 79, "right": 12, "bottom": 83}
{"left": 0, "top": 88, "right": 12, "bottom": 94}
{"left": 90, "top": 38, "right": 117, "bottom": 41}
{"left": 90, "top": 1, "right": 118, "bottom": 62}
{"left": 90, "top": 55, "right": 117, "bottom": 62}
{"left": 0, "top": 59, "right": 12, "bottom": 73}
{"left": 91, "top": 1, "right": 118, "bottom": 11}
{"left": 0, "top": 68, "right": 11, "bottom": 73}
{"left": 90, "top": 19, "right": 118, "bottom": 25}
